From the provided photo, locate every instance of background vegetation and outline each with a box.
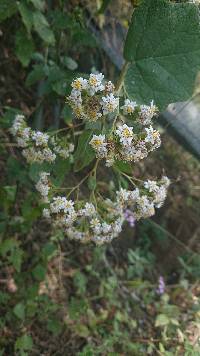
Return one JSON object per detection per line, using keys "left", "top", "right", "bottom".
{"left": 0, "top": 0, "right": 200, "bottom": 355}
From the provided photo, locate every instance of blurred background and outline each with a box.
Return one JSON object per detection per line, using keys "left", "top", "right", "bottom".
{"left": 0, "top": 0, "right": 200, "bottom": 355}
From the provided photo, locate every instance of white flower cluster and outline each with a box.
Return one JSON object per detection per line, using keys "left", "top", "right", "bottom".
{"left": 50, "top": 137, "right": 74, "bottom": 159}
{"left": 67, "top": 74, "right": 119, "bottom": 121}
{"left": 10, "top": 115, "right": 74, "bottom": 163}
{"left": 116, "top": 175, "right": 170, "bottom": 220}
{"left": 90, "top": 122, "right": 161, "bottom": 166}
{"left": 35, "top": 172, "right": 50, "bottom": 202}
{"left": 121, "top": 98, "right": 158, "bottom": 126}
{"left": 139, "top": 100, "right": 158, "bottom": 126}
{"left": 37, "top": 171, "right": 170, "bottom": 244}
{"left": 41, "top": 191, "right": 123, "bottom": 244}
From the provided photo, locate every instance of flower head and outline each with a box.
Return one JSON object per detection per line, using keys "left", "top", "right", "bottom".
{"left": 71, "top": 77, "right": 88, "bottom": 91}
{"left": 121, "top": 99, "right": 137, "bottom": 115}
{"left": 116, "top": 124, "right": 134, "bottom": 146}
{"left": 90, "top": 134, "right": 107, "bottom": 157}
{"left": 88, "top": 73, "right": 104, "bottom": 95}
{"left": 139, "top": 100, "right": 158, "bottom": 125}
{"left": 101, "top": 94, "right": 119, "bottom": 115}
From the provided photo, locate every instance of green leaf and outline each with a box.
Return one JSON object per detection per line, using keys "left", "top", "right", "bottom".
{"left": 62, "top": 56, "right": 78, "bottom": 71}
{"left": 15, "top": 28, "right": 35, "bottom": 67}
{"left": 124, "top": 0, "right": 200, "bottom": 110}
{"left": 155, "top": 313, "right": 170, "bottom": 327}
{"left": 15, "top": 334, "right": 33, "bottom": 351}
{"left": 11, "top": 248, "right": 23, "bottom": 272}
{"left": 52, "top": 158, "right": 70, "bottom": 186}
{"left": 29, "top": 0, "right": 45, "bottom": 11}
{"left": 61, "top": 106, "right": 73, "bottom": 125}
{"left": 113, "top": 161, "right": 132, "bottom": 174}
{"left": 0, "top": 0, "right": 17, "bottom": 23}
{"left": 74, "top": 130, "right": 96, "bottom": 172}
{"left": 32, "top": 264, "right": 46, "bottom": 281}
{"left": 41, "top": 243, "right": 57, "bottom": 261}
{"left": 74, "top": 324, "right": 90, "bottom": 338}
{"left": 69, "top": 298, "right": 88, "bottom": 320}
{"left": 0, "top": 238, "right": 18, "bottom": 256}
{"left": 33, "top": 11, "right": 55, "bottom": 45}
{"left": 3, "top": 185, "right": 17, "bottom": 202}
{"left": 73, "top": 271, "right": 87, "bottom": 294}
{"left": 87, "top": 176, "right": 96, "bottom": 191}
{"left": 13, "top": 303, "right": 25, "bottom": 320}
{"left": 47, "top": 319, "right": 62, "bottom": 335}
{"left": 18, "top": 2, "right": 33, "bottom": 34}
{"left": 25, "top": 64, "right": 46, "bottom": 86}
{"left": 72, "top": 28, "right": 97, "bottom": 48}
{"left": 51, "top": 10, "right": 71, "bottom": 30}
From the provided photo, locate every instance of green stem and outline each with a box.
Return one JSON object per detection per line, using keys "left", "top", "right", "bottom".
{"left": 66, "top": 159, "right": 100, "bottom": 198}
{"left": 115, "top": 61, "right": 129, "bottom": 94}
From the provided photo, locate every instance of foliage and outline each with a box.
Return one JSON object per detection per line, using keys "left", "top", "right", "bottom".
{"left": 124, "top": 0, "right": 200, "bottom": 109}
{"left": 0, "top": 0, "right": 200, "bottom": 354}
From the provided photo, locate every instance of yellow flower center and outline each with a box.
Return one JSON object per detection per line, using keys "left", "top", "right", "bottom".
{"left": 153, "top": 131, "right": 159, "bottom": 138}
{"left": 74, "top": 107, "right": 82, "bottom": 117}
{"left": 123, "top": 128, "right": 132, "bottom": 138}
{"left": 92, "top": 139, "right": 102, "bottom": 146}
{"left": 73, "top": 80, "right": 82, "bottom": 90}
{"left": 89, "top": 77, "right": 97, "bottom": 86}
{"left": 127, "top": 106, "right": 133, "bottom": 114}
{"left": 89, "top": 111, "right": 97, "bottom": 119}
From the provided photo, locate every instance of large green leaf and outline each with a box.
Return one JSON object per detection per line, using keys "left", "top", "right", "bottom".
{"left": 124, "top": 0, "right": 200, "bottom": 110}
{"left": 74, "top": 130, "right": 96, "bottom": 172}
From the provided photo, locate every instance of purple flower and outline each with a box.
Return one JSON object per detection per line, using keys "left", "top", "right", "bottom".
{"left": 124, "top": 209, "right": 135, "bottom": 227}
{"left": 156, "top": 276, "right": 165, "bottom": 295}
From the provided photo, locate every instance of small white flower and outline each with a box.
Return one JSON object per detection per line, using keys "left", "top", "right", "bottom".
{"left": 144, "top": 180, "right": 159, "bottom": 193}
{"left": 68, "top": 89, "right": 82, "bottom": 106}
{"left": 121, "top": 99, "right": 137, "bottom": 115}
{"left": 90, "top": 218, "right": 101, "bottom": 234}
{"left": 145, "top": 126, "right": 161, "bottom": 149}
{"left": 16, "top": 127, "right": 31, "bottom": 147}
{"left": 105, "top": 156, "right": 115, "bottom": 167}
{"left": 80, "top": 202, "right": 96, "bottom": 217}
{"left": 116, "top": 124, "right": 134, "bottom": 146}
{"left": 90, "top": 134, "right": 107, "bottom": 157}
{"left": 63, "top": 199, "right": 74, "bottom": 214}
{"left": 43, "top": 208, "right": 50, "bottom": 218}
{"left": 136, "top": 196, "right": 155, "bottom": 218}
{"left": 101, "top": 94, "right": 119, "bottom": 115}
{"left": 105, "top": 81, "right": 115, "bottom": 93}
{"left": 35, "top": 172, "right": 50, "bottom": 201}
{"left": 116, "top": 188, "right": 130, "bottom": 204}
{"left": 87, "top": 110, "right": 102, "bottom": 122}
{"left": 101, "top": 222, "right": 112, "bottom": 234}
{"left": 129, "top": 188, "right": 140, "bottom": 202}
{"left": 43, "top": 148, "right": 55, "bottom": 162}
{"left": 53, "top": 142, "right": 74, "bottom": 159}
{"left": 112, "top": 218, "right": 123, "bottom": 235}
{"left": 10, "top": 114, "right": 26, "bottom": 136}
{"left": 161, "top": 176, "right": 170, "bottom": 188}
{"left": 88, "top": 73, "right": 105, "bottom": 95}
{"left": 50, "top": 197, "right": 67, "bottom": 213}
{"left": 32, "top": 131, "right": 49, "bottom": 146}
{"left": 139, "top": 100, "right": 158, "bottom": 125}
{"left": 71, "top": 77, "right": 88, "bottom": 91}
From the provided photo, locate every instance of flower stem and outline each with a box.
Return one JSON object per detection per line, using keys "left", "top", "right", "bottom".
{"left": 115, "top": 61, "right": 129, "bottom": 94}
